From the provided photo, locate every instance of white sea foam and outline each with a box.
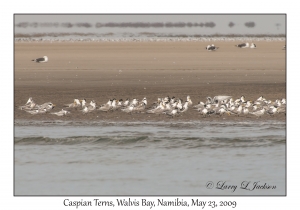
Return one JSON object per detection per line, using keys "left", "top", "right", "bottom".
{"left": 15, "top": 36, "right": 286, "bottom": 43}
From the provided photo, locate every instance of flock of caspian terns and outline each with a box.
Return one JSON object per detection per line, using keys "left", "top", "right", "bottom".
{"left": 19, "top": 95, "right": 286, "bottom": 118}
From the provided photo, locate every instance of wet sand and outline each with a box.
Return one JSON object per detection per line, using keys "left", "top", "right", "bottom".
{"left": 14, "top": 41, "right": 286, "bottom": 122}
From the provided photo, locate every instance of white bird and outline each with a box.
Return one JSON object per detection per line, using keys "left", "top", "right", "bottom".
{"left": 110, "top": 99, "right": 119, "bottom": 111}
{"left": 26, "top": 108, "right": 47, "bottom": 115}
{"left": 81, "top": 107, "right": 89, "bottom": 114}
{"left": 87, "top": 100, "right": 96, "bottom": 112}
{"left": 112, "top": 99, "right": 124, "bottom": 110}
{"left": 64, "top": 99, "right": 81, "bottom": 108}
{"left": 81, "top": 100, "right": 96, "bottom": 113}
{"left": 19, "top": 97, "right": 36, "bottom": 110}
{"left": 243, "top": 107, "right": 249, "bottom": 116}
{"left": 123, "top": 99, "right": 130, "bottom": 107}
{"left": 267, "top": 106, "right": 278, "bottom": 116}
{"left": 121, "top": 104, "right": 135, "bottom": 114}
{"left": 31, "top": 56, "right": 48, "bottom": 63}
{"left": 214, "top": 105, "right": 227, "bottom": 116}
{"left": 256, "top": 96, "right": 264, "bottom": 101}
{"left": 251, "top": 104, "right": 258, "bottom": 112}
{"left": 45, "top": 103, "right": 56, "bottom": 111}
{"left": 176, "top": 99, "right": 184, "bottom": 109}
{"left": 134, "top": 102, "right": 146, "bottom": 113}
{"left": 130, "top": 98, "right": 139, "bottom": 106}
{"left": 51, "top": 109, "right": 70, "bottom": 116}
{"left": 146, "top": 102, "right": 165, "bottom": 114}
{"left": 163, "top": 96, "right": 170, "bottom": 103}
{"left": 179, "top": 101, "right": 189, "bottom": 113}
{"left": 98, "top": 100, "right": 112, "bottom": 112}
{"left": 25, "top": 97, "right": 33, "bottom": 105}
{"left": 277, "top": 106, "right": 286, "bottom": 114}
{"left": 206, "top": 44, "right": 219, "bottom": 51}
{"left": 230, "top": 105, "right": 243, "bottom": 116}
{"left": 193, "top": 101, "right": 205, "bottom": 109}
{"left": 199, "top": 107, "right": 209, "bottom": 117}
{"left": 250, "top": 43, "right": 256, "bottom": 49}
{"left": 250, "top": 108, "right": 266, "bottom": 118}
{"left": 35, "top": 102, "right": 55, "bottom": 111}
{"left": 142, "top": 97, "right": 147, "bottom": 105}
{"left": 244, "top": 100, "right": 253, "bottom": 108}
{"left": 81, "top": 99, "right": 87, "bottom": 108}
{"left": 187, "top": 95, "right": 193, "bottom": 106}
{"left": 154, "top": 99, "right": 164, "bottom": 108}
{"left": 166, "top": 108, "right": 179, "bottom": 118}
{"left": 234, "top": 95, "right": 245, "bottom": 104}
{"left": 212, "top": 96, "right": 232, "bottom": 104}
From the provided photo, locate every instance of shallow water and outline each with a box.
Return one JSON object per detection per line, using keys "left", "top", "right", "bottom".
{"left": 14, "top": 120, "right": 286, "bottom": 195}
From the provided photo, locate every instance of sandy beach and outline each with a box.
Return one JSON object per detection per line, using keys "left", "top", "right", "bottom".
{"left": 14, "top": 40, "right": 286, "bottom": 122}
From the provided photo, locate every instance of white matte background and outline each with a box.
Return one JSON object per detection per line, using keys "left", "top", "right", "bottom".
{"left": 2, "top": 1, "right": 295, "bottom": 209}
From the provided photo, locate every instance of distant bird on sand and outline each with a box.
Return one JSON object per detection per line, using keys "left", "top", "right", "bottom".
{"left": 31, "top": 56, "right": 48, "bottom": 63}
{"left": 250, "top": 43, "right": 256, "bottom": 49}
{"left": 235, "top": 43, "right": 249, "bottom": 48}
{"left": 205, "top": 44, "right": 219, "bottom": 51}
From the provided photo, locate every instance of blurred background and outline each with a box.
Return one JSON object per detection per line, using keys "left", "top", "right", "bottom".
{"left": 15, "top": 14, "right": 286, "bottom": 38}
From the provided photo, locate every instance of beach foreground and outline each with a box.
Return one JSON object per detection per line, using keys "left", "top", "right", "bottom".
{"left": 14, "top": 41, "right": 286, "bottom": 122}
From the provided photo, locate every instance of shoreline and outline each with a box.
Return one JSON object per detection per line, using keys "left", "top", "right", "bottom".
{"left": 14, "top": 118, "right": 286, "bottom": 126}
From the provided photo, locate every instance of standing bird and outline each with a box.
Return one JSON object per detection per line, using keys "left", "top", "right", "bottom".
{"left": 31, "top": 56, "right": 48, "bottom": 63}
{"left": 80, "top": 99, "right": 87, "bottom": 109}
{"left": 186, "top": 95, "right": 193, "bottom": 106}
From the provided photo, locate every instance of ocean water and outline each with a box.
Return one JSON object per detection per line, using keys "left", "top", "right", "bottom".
{"left": 14, "top": 120, "right": 286, "bottom": 195}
